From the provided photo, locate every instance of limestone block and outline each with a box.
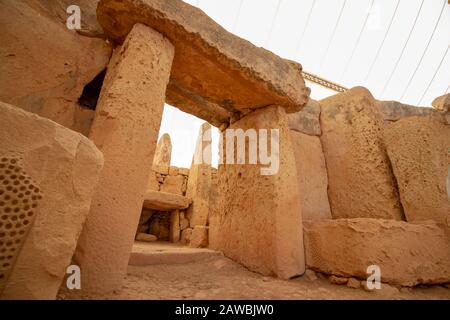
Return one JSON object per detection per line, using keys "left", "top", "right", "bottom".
{"left": 211, "top": 106, "right": 305, "bottom": 279}
{"left": 179, "top": 168, "right": 190, "bottom": 176}
{"left": 290, "top": 130, "right": 331, "bottom": 220}
{"left": 0, "top": 102, "right": 103, "bottom": 299}
{"left": 97, "top": 0, "right": 310, "bottom": 126}
{"left": 287, "top": 99, "right": 321, "bottom": 136}
{"left": 186, "top": 123, "right": 212, "bottom": 227}
{"left": 146, "top": 170, "right": 160, "bottom": 191}
{"left": 181, "top": 228, "right": 193, "bottom": 244}
{"left": 208, "top": 169, "right": 220, "bottom": 245}
{"left": 135, "top": 233, "right": 157, "bottom": 242}
{"left": 320, "top": 87, "right": 403, "bottom": 220}
{"left": 160, "top": 175, "right": 185, "bottom": 196}
{"left": 377, "top": 100, "right": 438, "bottom": 122}
{"left": 384, "top": 116, "right": 450, "bottom": 224}
{"left": 303, "top": 218, "right": 450, "bottom": 286}
{"left": 180, "top": 217, "right": 189, "bottom": 231}
{"left": 189, "top": 226, "right": 209, "bottom": 248}
{"left": 170, "top": 210, "right": 180, "bottom": 243}
{"left": 153, "top": 133, "right": 172, "bottom": 167}
{"left": 26, "top": 0, "right": 104, "bottom": 37}
{"left": 169, "top": 166, "right": 179, "bottom": 175}
{"left": 0, "top": 1, "right": 111, "bottom": 135}
{"left": 74, "top": 24, "right": 174, "bottom": 295}
{"left": 432, "top": 93, "right": 450, "bottom": 113}
{"left": 153, "top": 165, "right": 169, "bottom": 175}
{"left": 143, "top": 191, "right": 191, "bottom": 211}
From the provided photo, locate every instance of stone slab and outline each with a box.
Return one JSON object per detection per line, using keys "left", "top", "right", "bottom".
{"left": 320, "top": 87, "right": 403, "bottom": 220}
{"left": 129, "top": 241, "right": 221, "bottom": 265}
{"left": 0, "top": 101, "right": 103, "bottom": 299}
{"left": 73, "top": 23, "right": 174, "bottom": 295}
{"left": 384, "top": 116, "right": 450, "bottom": 224}
{"left": 211, "top": 106, "right": 305, "bottom": 279}
{"left": 143, "top": 190, "right": 191, "bottom": 211}
{"left": 97, "top": 0, "right": 310, "bottom": 125}
{"left": 303, "top": 218, "right": 450, "bottom": 286}
{"left": 290, "top": 130, "right": 331, "bottom": 220}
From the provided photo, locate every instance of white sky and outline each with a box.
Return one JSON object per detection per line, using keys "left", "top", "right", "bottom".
{"left": 159, "top": 0, "right": 450, "bottom": 168}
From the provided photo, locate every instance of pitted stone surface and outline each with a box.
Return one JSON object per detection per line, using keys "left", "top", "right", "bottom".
{"left": 0, "top": 156, "right": 42, "bottom": 295}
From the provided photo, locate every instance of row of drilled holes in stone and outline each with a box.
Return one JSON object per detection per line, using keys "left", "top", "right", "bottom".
{"left": 0, "top": 159, "right": 41, "bottom": 281}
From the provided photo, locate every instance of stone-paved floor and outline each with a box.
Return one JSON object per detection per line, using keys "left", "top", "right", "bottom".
{"left": 58, "top": 254, "right": 450, "bottom": 300}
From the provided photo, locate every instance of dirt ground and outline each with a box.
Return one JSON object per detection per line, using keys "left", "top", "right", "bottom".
{"left": 59, "top": 254, "right": 450, "bottom": 300}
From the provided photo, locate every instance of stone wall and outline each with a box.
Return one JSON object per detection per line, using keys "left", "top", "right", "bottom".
{"left": 298, "top": 88, "right": 450, "bottom": 286}
{"left": 136, "top": 165, "right": 193, "bottom": 244}
{"left": 0, "top": 0, "right": 111, "bottom": 136}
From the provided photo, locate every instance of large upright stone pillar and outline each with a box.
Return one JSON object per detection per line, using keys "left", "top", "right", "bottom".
{"left": 74, "top": 24, "right": 174, "bottom": 294}
{"left": 186, "top": 123, "right": 212, "bottom": 247}
{"left": 153, "top": 133, "right": 172, "bottom": 167}
{"left": 210, "top": 106, "right": 305, "bottom": 279}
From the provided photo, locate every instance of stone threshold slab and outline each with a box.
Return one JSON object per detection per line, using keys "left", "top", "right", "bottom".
{"left": 143, "top": 190, "right": 191, "bottom": 210}
{"left": 129, "top": 241, "right": 221, "bottom": 265}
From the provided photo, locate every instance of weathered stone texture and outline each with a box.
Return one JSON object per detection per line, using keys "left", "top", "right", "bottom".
{"left": 189, "top": 226, "right": 209, "bottom": 248}
{"left": 0, "top": 102, "right": 103, "bottom": 299}
{"left": 169, "top": 210, "right": 181, "bottom": 243}
{"left": 143, "top": 191, "right": 191, "bottom": 211}
{"left": 186, "top": 123, "right": 212, "bottom": 228}
{"left": 290, "top": 131, "right": 331, "bottom": 220}
{"left": 384, "top": 116, "right": 450, "bottom": 224}
{"left": 303, "top": 218, "right": 450, "bottom": 286}
{"left": 97, "top": 0, "right": 309, "bottom": 126}
{"left": 153, "top": 133, "right": 172, "bottom": 167}
{"left": 160, "top": 175, "right": 185, "bottom": 195}
{"left": 320, "top": 87, "right": 403, "bottom": 220}
{"left": 432, "top": 93, "right": 450, "bottom": 113}
{"left": 211, "top": 106, "right": 305, "bottom": 279}
{"left": 287, "top": 99, "right": 321, "bottom": 136}
{"left": 377, "top": 100, "right": 438, "bottom": 122}
{"left": 0, "top": 0, "right": 111, "bottom": 136}
{"left": 74, "top": 24, "right": 174, "bottom": 295}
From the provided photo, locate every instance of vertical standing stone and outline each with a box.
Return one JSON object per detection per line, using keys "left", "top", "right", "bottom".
{"left": 169, "top": 210, "right": 180, "bottom": 243}
{"left": 74, "top": 24, "right": 174, "bottom": 295}
{"left": 290, "top": 130, "right": 331, "bottom": 220}
{"left": 210, "top": 106, "right": 305, "bottom": 279}
{"left": 0, "top": 102, "right": 103, "bottom": 300}
{"left": 153, "top": 133, "right": 172, "bottom": 167}
{"left": 320, "top": 87, "right": 403, "bottom": 220}
{"left": 186, "top": 123, "right": 212, "bottom": 229}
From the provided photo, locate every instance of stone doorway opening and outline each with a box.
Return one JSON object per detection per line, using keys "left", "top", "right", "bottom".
{"left": 136, "top": 208, "right": 189, "bottom": 244}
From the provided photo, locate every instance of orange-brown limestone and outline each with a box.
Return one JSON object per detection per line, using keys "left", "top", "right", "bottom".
{"left": 210, "top": 106, "right": 305, "bottom": 279}
{"left": 186, "top": 123, "right": 212, "bottom": 228}
{"left": 303, "top": 218, "right": 450, "bottom": 286}
{"left": 143, "top": 191, "right": 191, "bottom": 211}
{"left": 169, "top": 210, "right": 181, "bottom": 243}
{"left": 377, "top": 100, "right": 437, "bottom": 122}
{"left": 0, "top": 102, "right": 103, "bottom": 299}
{"left": 96, "top": 0, "right": 309, "bottom": 126}
{"left": 432, "top": 93, "right": 450, "bottom": 113}
{"left": 186, "top": 123, "right": 212, "bottom": 248}
{"left": 320, "top": 87, "right": 403, "bottom": 220}
{"left": 0, "top": 1, "right": 111, "bottom": 136}
{"left": 153, "top": 133, "right": 172, "bottom": 167}
{"left": 73, "top": 24, "right": 174, "bottom": 295}
{"left": 384, "top": 116, "right": 450, "bottom": 224}
{"left": 189, "top": 226, "right": 209, "bottom": 248}
{"left": 290, "top": 131, "right": 331, "bottom": 220}
{"left": 160, "top": 175, "right": 185, "bottom": 195}
{"left": 287, "top": 99, "right": 321, "bottom": 136}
